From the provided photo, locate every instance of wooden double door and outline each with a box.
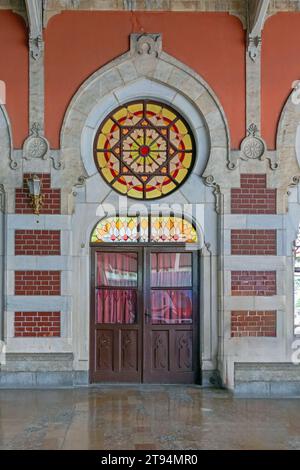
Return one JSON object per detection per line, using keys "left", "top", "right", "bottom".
{"left": 90, "top": 245, "right": 200, "bottom": 384}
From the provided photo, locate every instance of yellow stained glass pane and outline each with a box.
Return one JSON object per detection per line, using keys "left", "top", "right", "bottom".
{"left": 101, "top": 167, "right": 115, "bottom": 183}
{"left": 99, "top": 119, "right": 116, "bottom": 137}
{"left": 171, "top": 168, "right": 188, "bottom": 184}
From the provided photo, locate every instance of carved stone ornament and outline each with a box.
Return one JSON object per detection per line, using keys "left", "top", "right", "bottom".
{"left": 203, "top": 175, "right": 221, "bottom": 214}
{"left": 131, "top": 33, "right": 162, "bottom": 58}
{"left": 247, "top": 36, "right": 262, "bottom": 62}
{"left": 240, "top": 123, "right": 266, "bottom": 161}
{"left": 288, "top": 175, "right": 300, "bottom": 189}
{"left": 23, "top": 122, "right": 49, "bottom": 161}
{"left": 29, "top": 35, "right": 44, "bottom": 61}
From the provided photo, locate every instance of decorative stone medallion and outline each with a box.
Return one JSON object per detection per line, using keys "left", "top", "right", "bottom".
{"left": 23, "top": 122, "right": 49, "bottom": 160}
{"left": 131, "top": 33, "right": 162, "bottom": 58}
{"left": 240, "top": 123, "right": 266, "bottom": 161}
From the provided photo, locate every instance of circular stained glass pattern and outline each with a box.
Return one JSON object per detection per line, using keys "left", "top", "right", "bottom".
{"left": 94, "top": 100, "right": 196, "bottom": 200}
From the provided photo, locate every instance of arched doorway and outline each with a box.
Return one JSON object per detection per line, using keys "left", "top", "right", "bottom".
{"left": 90, "top": 215, "right": 200, "bottom": 384}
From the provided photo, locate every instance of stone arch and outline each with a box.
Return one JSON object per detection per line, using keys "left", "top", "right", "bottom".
{"left": 276, "top": 89, "right": 300, "bottom": 188}
{"left": 62, "top": 35, "right": 222, "bottom": 380}
{"left": 0, "top": 104, "right": 14, "bottom": 183}
{"left": 59, "top": 33, "right": 230, "bottom": 210}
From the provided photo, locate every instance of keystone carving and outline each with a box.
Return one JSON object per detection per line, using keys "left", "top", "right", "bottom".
{"left": 131, "top": 33, "right": 162, "bottom": 58}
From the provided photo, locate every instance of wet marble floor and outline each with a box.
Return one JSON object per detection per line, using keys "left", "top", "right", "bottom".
{"left": 0, "top": 386, "right": 300, "bottom": 450}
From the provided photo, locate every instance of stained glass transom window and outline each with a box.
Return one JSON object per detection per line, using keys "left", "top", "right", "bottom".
{"left": 94, "top": 100, "right": 195, "bottom": 200}
{"left": 91, "top": 216, "right": 198, "bottom": 243}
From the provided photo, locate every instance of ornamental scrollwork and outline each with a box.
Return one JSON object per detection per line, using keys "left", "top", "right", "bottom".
{"left": 203, "top": 175, "right": 222, "bottom": 214}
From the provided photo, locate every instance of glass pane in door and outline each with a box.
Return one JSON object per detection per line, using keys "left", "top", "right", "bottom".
{"left": 97, "top": 289, "right": 137, "bottom": 324}
{"left": 151, "top": 289, "right": 193, "bottom": 324}
{"left": 150, "top": 252, "right": 193, "bottom": 324}
{"left": 151, "top": 253, "right": 192, "bottom": 287}
{"left": 97, "top": 252, "right": 138, "bottom": 286}
{"left": 96, "top": 252, "right": 138, "bottom": 324}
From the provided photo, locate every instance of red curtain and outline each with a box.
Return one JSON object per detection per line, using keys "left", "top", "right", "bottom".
{"left": 96, "top": 252, "right": 138, "bottom": 324}
{"left": 97, "top": 252, "right": 137, "bottom": 287}
{"left": 151, "top": 253, "right": 192, "bottom": 287}
{"left": 151, "top": 290, "right": 192, "bottom": 324}
{"left": 97, "top": 289, "right": 137, "bottom": 324}
{"left": 151, "top": 253, "right": 193, "bottom": 324}
{"left": 96, "top": 251, "right": 193, "bottom": 324}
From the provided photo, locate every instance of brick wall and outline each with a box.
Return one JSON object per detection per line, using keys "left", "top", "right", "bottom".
{"left": 231, "top": 174, "right": 276, "bottom": 214}
{"left": 15, "top": 271, "right": 61, "bottom": 296}
{"left": 14, "top": 312, "right": 61, "bottom": 337}
{"left": 15, "top": 230, "right": 61, "bottom": 256}
{"left": 231, "top": 310, "right": 276, "bottom": 337}
{"left": 231, "top": 230, "right": 277, "bottom": 255}
{"left": 231, "top": 271, "right": 276, "bottom": 296}
{"left": 15, "top": 173, "right": 61, "bottom": 214}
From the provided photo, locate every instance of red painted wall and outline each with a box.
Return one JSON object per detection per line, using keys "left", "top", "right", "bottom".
{"left": 262, "top": 13, "right": 300, "bottom": 149}
{"left": 0, "top": 11, "right": 28, "bottom": 148}
{"left": 44, "top": 11, "right": 245, "bottom": 149}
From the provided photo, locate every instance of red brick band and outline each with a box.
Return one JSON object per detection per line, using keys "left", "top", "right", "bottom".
{"left": 15, "top": 271, "right": 61, "bottom": 296}
{"left": 231, "top": 229, "right": 277, "bottom": 255}
{"left": 14, "top": 312, "right": 61, "bottom": 337}
{"left": 231, "top": 310, "right": 276, "bottom": 337}
{"left": 231, "top": 174, "right": 276, "bottom": 214}
{"left": 231, "top": 271, "right": 276, "bottom": 296}
{"left": 15, "top": 230, "right": 61, "bottom": 256}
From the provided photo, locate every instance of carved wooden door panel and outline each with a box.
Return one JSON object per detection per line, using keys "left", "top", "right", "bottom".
{"left": 90, "top": 247, "right": 143, "bottom": 382}
{"left": 143, "top": 248, "right": 199, "bottom": 384}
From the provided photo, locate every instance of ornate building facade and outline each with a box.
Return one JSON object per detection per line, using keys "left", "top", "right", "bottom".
{"left": 1, "top": 0, "right": 300, "bottom": 394}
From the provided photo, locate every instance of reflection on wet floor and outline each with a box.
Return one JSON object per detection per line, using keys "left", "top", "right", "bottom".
{"left": 0, "top": 386, "right": 300, "bottom": 449}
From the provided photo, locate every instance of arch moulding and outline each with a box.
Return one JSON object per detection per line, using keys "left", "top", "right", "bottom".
{"left": 59, "top": 33, "right": 231, "bottom": 214}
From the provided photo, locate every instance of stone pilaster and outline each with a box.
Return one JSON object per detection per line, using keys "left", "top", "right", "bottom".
{"left": 29, "top": 37, "right": 45, "bottom": 131}
{"left": 246, "top": 43, "right": 261, "bottom": 131}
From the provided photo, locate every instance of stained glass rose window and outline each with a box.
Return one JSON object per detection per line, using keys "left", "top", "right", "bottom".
{"left": 94, "top": 100, "right": 195, "bottom": 199}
